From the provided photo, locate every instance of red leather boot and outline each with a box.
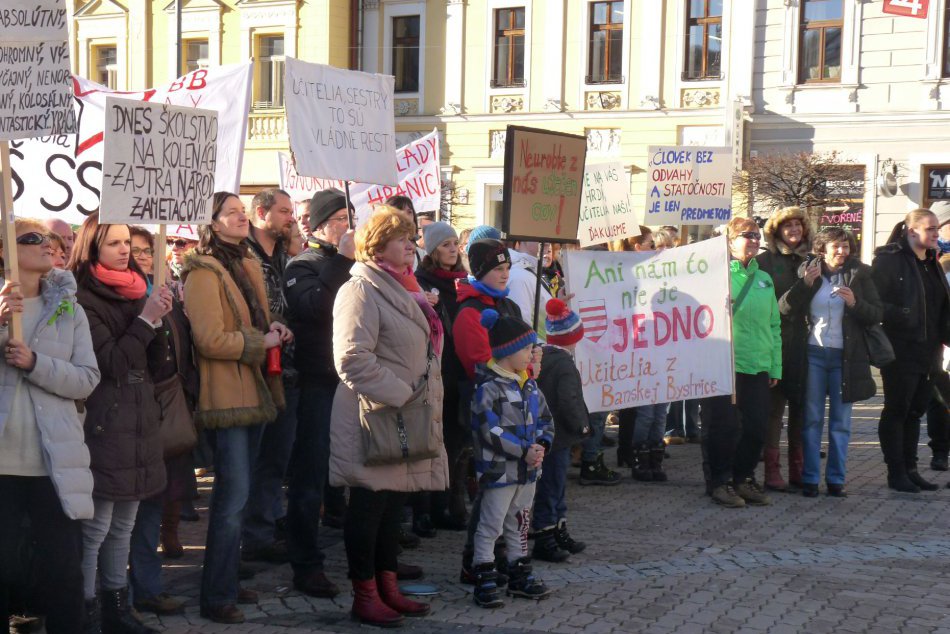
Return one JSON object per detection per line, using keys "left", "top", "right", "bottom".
{"left": 376, "top": 571, "right": 431, "bottom": 617}
{"left": 351, "top": 578, "right": 404, "bottom": 628}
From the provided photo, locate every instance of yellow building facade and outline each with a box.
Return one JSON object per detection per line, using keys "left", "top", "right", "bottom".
{"left": 64, "top": 0, "right": 751, "bottom": 230}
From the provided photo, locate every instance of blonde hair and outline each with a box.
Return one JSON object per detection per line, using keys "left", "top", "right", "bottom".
{"left": 15, "top": 217, "right": 49, "bottom": 235}
{"left": 654, "top": 228, "right": 678, "bottom": 250}
{"left": 726, "top": 216, "right": 759, "bottom": 241}
{"left": 609, "top": 226, "right": 652, "bottom": 252}
{"left": 356, "top": 205, "right": 416, "bottom": 263}
{"left": 887, "top": 208, "right": 937, "bottom": 244}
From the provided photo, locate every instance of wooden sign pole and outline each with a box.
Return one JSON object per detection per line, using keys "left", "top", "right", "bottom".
{"left": 0, "top": 140, "right": 21, "bottom": 339}
{"left": 154, "top": 225, "right": 167, "bottom": 288}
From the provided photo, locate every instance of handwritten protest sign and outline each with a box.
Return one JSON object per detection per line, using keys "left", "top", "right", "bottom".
{"left": 577, "top": 162, "right": 639, "bottom": 247}
{"left": 99, "top": 98, "right": 216, "bottom": 224}
{"left": 645, "top": 146, "right": 732, "bottom": 225}
{"left": 285, "top": 58, "right": 396, "bottom": 185}
{"left": 279, "top": 129, "right": 440, "bottom": 226}
{"left": 10, "top": 62, "right": 252, "bottom": 226}
{"left": 0, "top": 0, "right": 75, "bottom": 140}
{"left": 563, "top": 236, "right": 733, "bottom": 412}
{"left": 503, "top": 126, "right": 586, "bottom": 243}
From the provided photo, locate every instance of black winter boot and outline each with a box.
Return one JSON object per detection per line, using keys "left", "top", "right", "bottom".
{"left": 631, "top": 443, "right": 652, "bottom": 481}
{"left": 472, "top": 563, "right": 504, "bottom": 608}
{"left": 931, "top": 452, "right": 949, "bottom": 471}
{"left": 100, "top": 588, "right": 158, "bottom": 634}
{"left": 579, "top": 453, "right": 622, "bottom": 486}
{"left": 649, "top": 443, "right": 668, "bottom": 482}
{"left": 506, "top": 558, "right": 552, "bottom": 599}
{"left": 553, "top": 519, "right": 586, "bottom": 554}
{"left": 83, "top": 598, "right": 102, "bottom": 634}
{"left": 887, "top": 466, "right": 920, "bottom": 493}
{"left": 531, "top": 527, "right": 570, "bottom": 562}
{"left": 616, "top": 445, "right": 634, "bottom": 468}
{"left": 461, "top": 544, "right": 508, "bottom": 586}
{"left": 908, "top": 469, "right": 939, "bottom": 491}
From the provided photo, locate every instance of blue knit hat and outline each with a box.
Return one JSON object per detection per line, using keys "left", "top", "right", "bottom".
{"left": 481, "top": 309, "right": 537, "bottom": 359}
{"left": 466, "top": 225, "right": 502, "bottom": 252}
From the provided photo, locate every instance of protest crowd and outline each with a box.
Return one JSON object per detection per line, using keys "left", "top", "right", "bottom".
{"left": 1, "top": 185, "right": 950, "bottom": 634}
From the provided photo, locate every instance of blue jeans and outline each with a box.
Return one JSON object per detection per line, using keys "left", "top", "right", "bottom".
{"left": 200, "top": 424, "right": 264, "bottom": 610}
{"left": 129, "top": 497, "right": 163, "bottom": 601}
{"left": 287, "top": 377, "right": 336, "bottom": 575}
{"left": 243, "top": 385, "right": 299, "bottom": 550}
{"left": 531, "top": 447, "right": 570, "bottom": 530}
{"left": 803, "top": 346, "right": 853, "bottom": 486}
{"left": 633, "top": 403, "right": 670, "bottom": 445}
{"left": 581, "top": 412, "right": 607, "bottom": 462}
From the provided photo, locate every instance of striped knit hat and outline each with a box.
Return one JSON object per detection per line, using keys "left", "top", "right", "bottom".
{"left": 544, "top": 299, "right": 584, "bottom": 347}
{"left": 481, "top": 309, "right": 537, "bottom": 359}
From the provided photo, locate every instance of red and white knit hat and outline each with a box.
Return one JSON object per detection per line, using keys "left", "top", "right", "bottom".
{"left": 544, "top": 299, "right": 584, "bottom": 347}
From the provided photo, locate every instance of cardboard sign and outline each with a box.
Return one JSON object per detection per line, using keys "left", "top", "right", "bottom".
{"left": 0, "top": 0, "right": 75, "bottom": 140}
{"left": 284, "top": 58, "right": 397, "bottom": 185}
{"left": 883, "top": 0, "right": 929, "bottom": 18}
{"left": 563, "top": 236, "right": 733, "bottom": 412}
{"left": 11, "top": 62, "right": 252, "bottom": 225}
{"left": 279, "top": 129, "right": 441, "bottom": 226}
{"left": 99, "top": 98, "right": 216, "bottom": 224}
{"left": 645, "top": 145, "right": 733, "bottom": 225}
{"left": 503, "top": 126, "right": 586, "bottom": 243}
{"left": 577, "top": 162, "right": 639, "bottom": 247}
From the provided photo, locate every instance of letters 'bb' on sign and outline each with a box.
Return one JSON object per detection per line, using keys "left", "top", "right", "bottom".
{"left": 883, "top": 0, "right": 929, "bottom": 18}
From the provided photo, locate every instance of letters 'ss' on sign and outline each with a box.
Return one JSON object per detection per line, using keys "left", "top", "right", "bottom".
{"left": 883, "top": 0, "right": 929, "bottom": 18}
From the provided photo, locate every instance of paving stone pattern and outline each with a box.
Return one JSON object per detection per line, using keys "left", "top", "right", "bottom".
{"left": 147, "top": 395, "right": 950, "bottom": 633}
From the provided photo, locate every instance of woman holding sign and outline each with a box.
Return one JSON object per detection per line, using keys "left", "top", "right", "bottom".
{"left": 700, "top": 217, "right": 782, "bottom": 509}
{"left": 182, "top": 192, "right": 289, "bottom": 624}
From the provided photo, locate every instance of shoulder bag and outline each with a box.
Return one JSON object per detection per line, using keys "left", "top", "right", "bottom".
{"left": 864, "top": 323, "right": 896, "bottom": 368}
{"left": 155, "top": 319, "right": 198, "bottom": 459}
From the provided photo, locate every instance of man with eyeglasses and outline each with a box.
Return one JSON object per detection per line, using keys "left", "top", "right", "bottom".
{"left": 279, "top": 188, "right": 356, "bottom": 599}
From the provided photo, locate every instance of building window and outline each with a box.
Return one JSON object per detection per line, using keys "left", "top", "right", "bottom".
{"left": 492, "top": 7, "right": 525, "bottom": 88}
{"left": 799, "top": 0, "right": 842, "bottom": 83}
{"left": 182, "top": 39, "right": 209, "bottom": 75}
{"left": 93, "top": 45, "right": 117, "bottom": 89}
{"left": 588, "top": 1, "right": 624, "bottom": 84}
{"left": 255, "top": 34, "right": 285, "bottom": 109}
{"left": 684, "top": 0, "right": 722, "bottom": 80}
{"left": 392, "top": 16, "right": 420, "bottom": 93}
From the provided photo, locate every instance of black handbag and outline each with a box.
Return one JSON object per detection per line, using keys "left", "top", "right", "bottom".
{"left": 865, "top": 324, "right": 896, "bottom": 368}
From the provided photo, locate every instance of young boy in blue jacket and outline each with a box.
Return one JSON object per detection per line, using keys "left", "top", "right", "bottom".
{"left": 470, "top": 309, "right": 554, "bottom": 607}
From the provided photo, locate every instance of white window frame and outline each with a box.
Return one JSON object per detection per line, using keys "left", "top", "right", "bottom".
{"left": 474, "top": 168, "right": 505, "bottom": 227}
{"left": 237, "top": 0, "right": 297, "bottom": 109}
{"left": 383, "top": 1, "right": 426, "bottom": 105}
{"left": 578, "top": 0, "right": 632, "bottom": 108}
{"left": 255, "top": 33, "right": 286, "bottom": 110}
{"left": 485, "top": 0, "right": 532, "bottom": 110}
{"left": 923, "top": 0, "right": 949, "bottom": 108}
{"left": 75, "top": 8, "right": 128, "bottom": 90}
{"left": 673, "top": 0, "right": 727, "bottom": 108}
{"left": 164, "top": 1, "right": 222, "bottom": 78}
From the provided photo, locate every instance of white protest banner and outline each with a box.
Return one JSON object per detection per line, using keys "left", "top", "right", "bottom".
{"left": 0, "top": 0, "right": 75, "bottom": 140}
{"left": 279, "top": 129, "right": 440, "bottom": 226}
{"left": 563, "top": 236, "right": 733, "bottom": 413}
{"left": 284, "top": 58, "right": 396, "bottom": 185}
{"left": 100, "top": 98, "right": 216, "bottom": 224}
{"left": 10, "top": 62, "right": 252, "bottom": 226}
{"left": 644, "top": 146, "right": 732, "bottom": 226}
{"left": 577, "top": 162, "right": 639, "bottom": 247}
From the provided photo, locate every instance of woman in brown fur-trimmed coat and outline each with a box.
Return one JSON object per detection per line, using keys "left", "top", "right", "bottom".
{"left": 183, "top": 192, "right": 290, "bottom": 625}
{"left": 756, "top": 206, "right": 814, "bottom": 491}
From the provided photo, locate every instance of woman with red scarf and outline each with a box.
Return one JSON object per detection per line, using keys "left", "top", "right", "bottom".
{"left": 330, "top": 206, "right": 448, "bottom": 627}
{"left": 70, "top": 212, "right": 173, "bottom": 633}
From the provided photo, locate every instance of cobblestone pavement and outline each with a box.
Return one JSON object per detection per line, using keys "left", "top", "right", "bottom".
{"left": 144, "top": 394, "right": 950, "bottom": 633}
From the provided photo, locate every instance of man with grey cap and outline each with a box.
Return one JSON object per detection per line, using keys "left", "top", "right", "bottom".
{"left": 280, "top": 189, "right": 356, "bottom": 598}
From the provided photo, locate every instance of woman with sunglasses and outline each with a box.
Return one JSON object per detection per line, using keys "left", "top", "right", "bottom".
{"left": 700, "top": 217, "right": 782, "bottom": 508}
{"left": 69, "top": 212, "right": 174, "bottom": 633}
{"left": 0, "top": 221, "right": 100, "bottom": 633}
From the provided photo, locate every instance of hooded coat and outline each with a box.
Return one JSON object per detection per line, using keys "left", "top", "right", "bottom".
{"left": 756, "top": 207, "right": 814, "bottom": 396}
{"left": 0, "top": 270, "right": 100, "bottom": 519}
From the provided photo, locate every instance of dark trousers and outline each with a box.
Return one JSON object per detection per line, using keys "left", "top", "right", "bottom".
{"left": 287, "top": 377, "right": 336, "bottom": 575}
{"left": 0, "top": 476, "right": 84, "bottom": 634}
{"left": 701, "top": 372, "right": 771, "bottom": 487}
{"left": 344, "top": 488, "right": 407, "bottom": 581}
{"left": 532, "top": 447, "right": 570, "bottom": 530}
{"left": 617, "top": 407, "right": 637, "bottom": 448}
{"left": 666, "top": 399, "right": 700, "bottom": 438}
{"left": 879, "top": 365, "right": 932, "bottom": 471}
{"left": 431, "top": 378, "right": 468, "bottom": 517}
{"left": 927, "top": 370, "right": 950, "bottom": 456}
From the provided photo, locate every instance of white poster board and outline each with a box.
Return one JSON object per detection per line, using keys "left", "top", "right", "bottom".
{"left": 99, "top": 98, "right": 216, "bottom": 224}
{"left": 576, "top": 162, "right": 639, "bottom": 247}
{"left": 11, "top": 62, "right": 252, "bottom": 225}
{"left": 284, "top": 57, "right": 397, "bottom": 185}
{"left": 279, "top": 129, "right": 440, "bottom": 226}
{"left": 644, "top": 146, "right": 733, "bottom": 226}
{"left": 0, "top": 0, "right": 76, "bottom": 140}
{"left": 563, "top": 236, "right": 733, "bottom": 413}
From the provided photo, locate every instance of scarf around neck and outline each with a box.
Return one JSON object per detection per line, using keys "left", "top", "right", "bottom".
{"left": 376, "top": 259, "right": 444, "bottom": 356}
{"left": 468, "top": 275, "right": 510, "bottom": 300}
{"left": 207, "top": 234, "right": 270, "bottom": 335}
{"left": 91, "top": 263, "right": 147, "bottom": 300}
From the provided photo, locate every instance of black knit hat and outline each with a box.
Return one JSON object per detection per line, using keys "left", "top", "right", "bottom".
{"left": 480, "top": 309, "right": 537, "bottom": 359}
{"left": 308, "top": 188, "right": 353, "bottom": 232}
{"left": 467, "top": 238, "right": 511, "bottom": 280}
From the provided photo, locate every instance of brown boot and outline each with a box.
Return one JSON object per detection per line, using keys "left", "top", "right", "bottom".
{"left": 160, "top": 501, "right": 184, "bottom": 559}
{"left": 787, "top": 446, "right": 804, "bottom": 488}
{"left": 351, "top": 579, "right": 404, "bottom": 628}
{"left": 763, "top": 448, "right": 787, "bottom": 491}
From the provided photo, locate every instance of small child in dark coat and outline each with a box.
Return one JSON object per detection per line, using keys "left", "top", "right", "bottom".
{"left": 533, "top": 299, "right": 590, "bottom": 562}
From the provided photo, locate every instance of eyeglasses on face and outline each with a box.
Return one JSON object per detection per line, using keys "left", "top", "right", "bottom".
{"left": 132, "top": 247, "right": 154, "bottom": 257}
{"left": 738, "top": 232, "right": 761, "bottom": 241}
{"left": 16, "top": 232, "right": 50, "bottom": 246}
{"left": 167, "top": 239, "right": 190, "bottom": 249}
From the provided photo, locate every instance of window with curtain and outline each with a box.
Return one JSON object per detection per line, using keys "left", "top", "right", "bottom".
{"left": 492, "top": 7, "right": 525, "bottom": 88}
{"left": 588, "top": 1, "right": 624, "bottom": 84}
{"left": 684, "top": 0, "right": 722, "bottom": 80}
{"left": 392, "top": 16, "right": 420, "bottom": 93}
{"left": 799, "top": 0, "right": 843, "bottom": 83}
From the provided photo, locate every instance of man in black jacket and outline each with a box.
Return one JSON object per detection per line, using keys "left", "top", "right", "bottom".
{"left": 281, "top": 188, "right": 355, "bottom": 597}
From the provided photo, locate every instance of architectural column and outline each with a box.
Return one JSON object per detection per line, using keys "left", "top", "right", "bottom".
{"left": 637, "top": 0, "right": 661, "bottom": 109}
{"left": 362, "top": 0, "right": 380, "bottom": 73}
{"left": 542, "top": 0, "right": 564, "bottom": 111}
{"left": 441, "top": 0, "right": 465, "bottom": 114}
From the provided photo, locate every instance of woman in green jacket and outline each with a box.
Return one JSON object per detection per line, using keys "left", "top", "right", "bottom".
{"left": 701, "top": 217, "right": 782, "bottom": 508}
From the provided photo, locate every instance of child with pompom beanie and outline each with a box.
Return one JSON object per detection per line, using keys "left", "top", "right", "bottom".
{"left": 469, "top": 309, "right": 554, "bottom": 608}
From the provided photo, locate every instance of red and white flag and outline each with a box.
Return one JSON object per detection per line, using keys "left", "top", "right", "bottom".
{"left": 579, "top": 299, "right": 608, "bottom": 343}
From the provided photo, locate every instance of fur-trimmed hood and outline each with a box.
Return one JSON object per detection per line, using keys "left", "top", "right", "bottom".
{"left": 763, "top": 206, "right": 813, "bottom": 257}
